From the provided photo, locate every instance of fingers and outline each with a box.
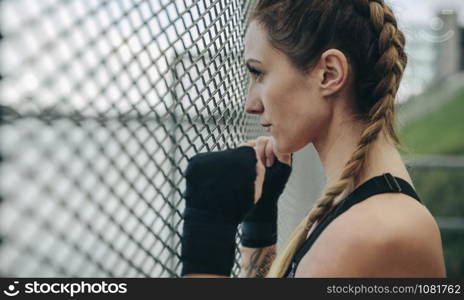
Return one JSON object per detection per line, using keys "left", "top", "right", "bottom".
{"left": 240, "top": 136, "right": 292, "bottom": 167}
{"left": 239, "top": 141, "right": 255, "bottom": 148}
{"left": 256, "top": 136, "right": 282, "bottom": 167}
{"left": 255, "top": 136, "right": 271, "bottom": 167}
{"left": 239, "top": 138, "right": 266, "bottom": 203}
{"left": 254, "top": 153, "right": 265, "bottom": 203}
{"left": 280, "top": 153, "right": 292, "bottom": 166}
{"left": 268, "top": 136, "right": 291, "bottom": 166}
{"left": 264, "top": 138, "right": 275, "bottom": 167}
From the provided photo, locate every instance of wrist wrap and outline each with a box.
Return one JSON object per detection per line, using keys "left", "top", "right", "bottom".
{"left": 241, "top": 157, "right": 292, "bottom": 248}
{"left": 180, "top": 146, "right": 257, "bottom": 276}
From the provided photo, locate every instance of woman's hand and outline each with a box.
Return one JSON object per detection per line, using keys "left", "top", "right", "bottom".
{"left": 181, "top": 146, "right": 258, "bottom": 277}
{"left": 239, "top": 136, "right": 292, "bottom": 203}
{"left": 239, "top": 136, "right": 293, "bottom": 249}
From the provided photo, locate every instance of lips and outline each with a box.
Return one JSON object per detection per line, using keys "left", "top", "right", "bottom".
{"left": 261, "top": 122, "right": 272, "bottom": 133}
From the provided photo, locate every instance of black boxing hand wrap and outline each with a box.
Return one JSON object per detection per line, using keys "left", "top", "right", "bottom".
{"left": 241, "top": 157, "right": 292, "bottom": 248}
{"left": 180, "top": 146, "right": 257, "bottom": 276}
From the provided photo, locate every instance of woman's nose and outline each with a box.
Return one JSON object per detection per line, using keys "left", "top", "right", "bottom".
{"left": 244, "top": 95, "right": 264, "bottom": 115}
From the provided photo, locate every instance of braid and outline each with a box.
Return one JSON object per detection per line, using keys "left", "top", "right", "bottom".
{"left": 266, "top": 0, "right": 408, "bottom": 277}
{"left": 304, "top": 0, "right": 407, "bottom": 235}
{"left": 354, "top": 0, "right": 407, "bottom": 143}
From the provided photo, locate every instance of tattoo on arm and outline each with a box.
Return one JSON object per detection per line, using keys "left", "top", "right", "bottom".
{"left": 239, "top": 245, "right": 276, "bottom": 278}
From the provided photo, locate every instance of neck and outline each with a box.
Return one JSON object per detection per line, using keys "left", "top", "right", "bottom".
{"left": 313, "top": 113, "right": 365, "bottom": 188}
{"left": 313, "top": 112, "right": 411, "bottom": 204}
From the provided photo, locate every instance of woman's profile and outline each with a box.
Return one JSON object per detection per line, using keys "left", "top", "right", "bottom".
{"left": 180, "top": 0, "right": 446, "bottom": 278}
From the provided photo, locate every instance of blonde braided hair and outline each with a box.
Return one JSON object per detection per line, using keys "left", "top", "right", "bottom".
{"left": 249, "top": 0, "right": 408, "bottom": 277}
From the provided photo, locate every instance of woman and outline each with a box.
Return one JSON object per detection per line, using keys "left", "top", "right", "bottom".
{"left": 180, "top": 0, "right": 446, "bottom": 278}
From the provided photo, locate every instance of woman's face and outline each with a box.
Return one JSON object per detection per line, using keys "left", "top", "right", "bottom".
{"left": 244, "top": 20, "right": 332, "bottom": 154}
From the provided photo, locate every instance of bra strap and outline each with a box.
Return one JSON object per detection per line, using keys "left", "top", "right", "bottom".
{"left": 336, "top": 173, "right": 422, "bottom": 214}
{"left": 286, "top": 173, "right": 421, "bottom": 278}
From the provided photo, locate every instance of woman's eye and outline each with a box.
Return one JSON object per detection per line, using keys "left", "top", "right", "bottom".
{"left": 248, "top": 67, "right": 263, "bottom": 80}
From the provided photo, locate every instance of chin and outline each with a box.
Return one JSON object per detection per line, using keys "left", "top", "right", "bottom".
{"left": 273, "top": 136, "right": 295, "bottom": 154}
{"left": 274, "top": 135, "right": 309, "bottom": 154}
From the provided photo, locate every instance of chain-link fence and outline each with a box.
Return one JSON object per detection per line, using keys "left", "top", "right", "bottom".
{"left": 3, "top": 0, "right": 461, "bottom": 279}
{"left": 0, "top": 0, "right": 268, "bottom": 278}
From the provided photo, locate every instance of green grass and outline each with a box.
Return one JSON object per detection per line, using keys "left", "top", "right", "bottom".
{"left": 399, "top": 88, "right": 464, "bottom": 155}
{"left": 441, "top": 230, "right": 464, "bottom": 278}
{"left": 398, "top": 87, "right": 464, "bottom": 277}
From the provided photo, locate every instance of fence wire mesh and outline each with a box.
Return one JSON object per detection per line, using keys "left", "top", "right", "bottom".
{"left": 0, "top": 0, "right": 263, "bottom": 277}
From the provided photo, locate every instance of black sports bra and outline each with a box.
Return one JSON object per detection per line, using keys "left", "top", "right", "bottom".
{"left": 284, "top": 173, "right": 422, "bottom": 278}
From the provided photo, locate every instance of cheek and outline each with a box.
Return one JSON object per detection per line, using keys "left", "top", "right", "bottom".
{"left": 272, "top": 90, "right": 331, "bottom": 153}
{"left": 304, "top": 99, "right": 331, "bottom": 133}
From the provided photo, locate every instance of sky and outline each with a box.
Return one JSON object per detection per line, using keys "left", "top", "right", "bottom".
{"left": 387, "top": 0, "right": 464, "bottom": 26}
{"left": 384, "top": 0, "right": 464, "bottom": 101}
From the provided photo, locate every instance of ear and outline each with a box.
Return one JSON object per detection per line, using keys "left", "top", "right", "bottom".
{"left": 317, "top": 49, "right": 349, "bottom": 97}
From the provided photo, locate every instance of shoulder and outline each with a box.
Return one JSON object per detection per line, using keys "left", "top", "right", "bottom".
{"left": 295, "top": 193, "right": 446, "bottom": 277}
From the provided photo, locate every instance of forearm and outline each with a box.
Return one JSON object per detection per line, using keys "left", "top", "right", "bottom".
{"left": 238, "top": 158, "right": 291, "bottom": 278}
{"left": 239, "top": 244, "right": 276, "bottom": 278}
{"left": 180, "top": 146, "right": 290, "bottom": 278}
{"left": 181, "top": 244, "right": 276, "bottom": 278}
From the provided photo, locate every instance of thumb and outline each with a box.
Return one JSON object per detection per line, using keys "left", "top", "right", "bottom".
{"left": 270, "top": 137, "right": 292, "bottom": 166}
{"left": 278, "top": 153, "right": 292, "bottom": 166}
